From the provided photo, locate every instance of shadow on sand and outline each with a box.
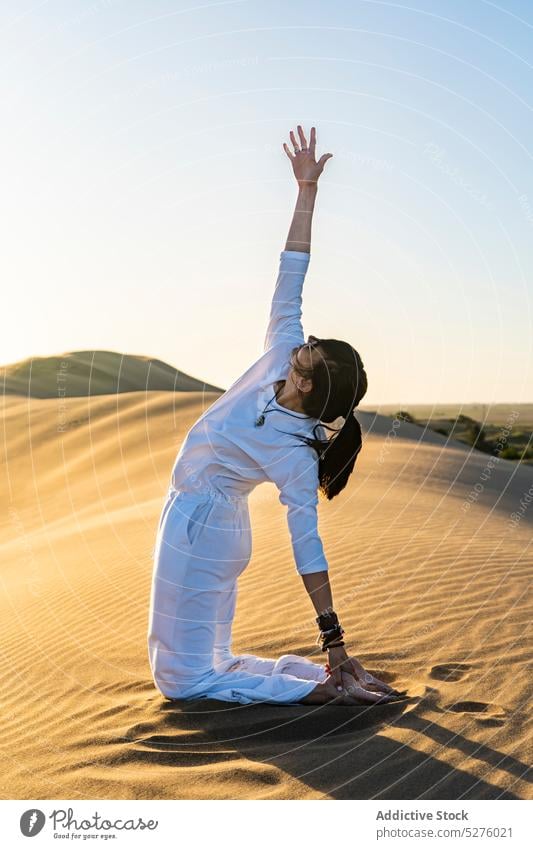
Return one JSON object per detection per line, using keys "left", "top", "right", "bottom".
{"left": 124, "top": 683, "right": 529, "bottom": 799}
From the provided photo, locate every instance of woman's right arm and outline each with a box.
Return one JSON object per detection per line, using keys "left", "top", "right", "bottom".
{"left": 300, "top": 570, "right": 347, "bottom": 690}
{"left": 301, "top": 571, "right": 399, "bottom": 697}
{"left": 300, "top": 570, "right": 333, "bottom": 618}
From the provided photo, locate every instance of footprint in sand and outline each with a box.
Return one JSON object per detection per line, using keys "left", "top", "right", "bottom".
{"left": 445, "top": 700, "right": 508, "bottom": 726}
{"left": 430, "top": 663, "right": 473, "bottom": 682}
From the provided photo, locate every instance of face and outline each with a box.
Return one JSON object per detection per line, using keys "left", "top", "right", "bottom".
{"left": 288, "top": 335, "right": 324, "bottom": 394}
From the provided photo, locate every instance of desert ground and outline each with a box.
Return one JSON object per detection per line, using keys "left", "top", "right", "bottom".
{"left": 1, "top": 386, "right": 531, "bottom": 800}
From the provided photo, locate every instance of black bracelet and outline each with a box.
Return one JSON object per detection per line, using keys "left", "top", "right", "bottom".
{"left": 316, "top": 607, "right": 340, "bottom": 632}
{"left": 315, "top": 607, "right": 346, "bottom": 651}
{"left": 316, "top": 624, "right": 345, "bottom": 651}
{"left": 320, "top": 639, "right": 345, "bottom": 652}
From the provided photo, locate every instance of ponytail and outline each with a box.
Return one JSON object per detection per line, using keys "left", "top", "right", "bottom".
{"left": 292, "top": 338, "right": 367, "bottom": 500}
{"left": 319, "top": 411, "right": 363, "bottom": 499}
{"left": 296, "top": 410, "right": 363, "bottom": 500}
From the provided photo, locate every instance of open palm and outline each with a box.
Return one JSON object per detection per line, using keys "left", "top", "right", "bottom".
{"left": 283, "top": 125, "right": 333, "bottom": 186}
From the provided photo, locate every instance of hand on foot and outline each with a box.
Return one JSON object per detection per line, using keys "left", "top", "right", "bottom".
{"left": 327, "top": 648, "right": 405, "bottom": 699}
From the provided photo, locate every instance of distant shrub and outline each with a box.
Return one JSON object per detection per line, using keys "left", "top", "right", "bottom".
{"left": 395, "top": 410, "right": 416, "bottom": 424}
{"left": 455, "top": 414, "right": 478, "bottom": 426}
{"left": 463, "top": 421, "right": 486, "bottom": 449}
{"left": 500, "top": 446, "right": 522, "bottom": 460}
{"left": 470, "top": 421, "right": 484, "bottom": 441}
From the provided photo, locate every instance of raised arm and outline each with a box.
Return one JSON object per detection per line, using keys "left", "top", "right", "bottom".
{"left": 283, "top": 125, "right": 333, "bottom": 253}
{"left": 263, "top": 126, "right": 333, "bottom": 354}
{"left": 263, "top": 251, "right": 309, "bottom": 353}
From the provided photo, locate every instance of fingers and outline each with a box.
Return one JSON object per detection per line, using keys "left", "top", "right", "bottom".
{"left": 350, "top": 684, "right": 397, "bottom": 704}
{"left": 309, "top": 126, "right": 316, "bottom": 156}
{"left": 349, "top": 658, "right": 368, "bottom": 681}
{"left": 288, "top": 126, "right": 312, "bottom": 155}
{"left": 322, "top": 676, "right": 404, "bottom": 705}
{"left": 289, "top": 129, "right": 300, "bottom": 154}
{"left": 284, "top": 125, "right": 332, "bottom": 178}
{"left": 349, "top": 660, "right": 383, "bottom": 688}
{"left": 372, "top": 675, "right": 400, "bottom": 695}
{"left": 357, "top": 667, "right": 404, "bottom": 697}
{"left": 282, "top": 142, "right": 294, "bottom": 161}
{"left": 318, "top": 152, "right": 333, "bottom": 169}
{"left": 361, "top": 672, "right": 393, "bottom": 693}
{"left": 348, "top": 660, "right": 397, "bottom": 695}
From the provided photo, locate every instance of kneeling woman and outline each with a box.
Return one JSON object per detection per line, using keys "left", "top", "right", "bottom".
{"left": 147, "top": 125, "right": 399, "bottom": 706}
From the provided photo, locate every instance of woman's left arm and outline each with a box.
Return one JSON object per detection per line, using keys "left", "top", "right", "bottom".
{"left": 284, "top": 183, "right": 317, "bottom": 254}
{"left": 283, "top": 125, "right": 332, "bottom": 253}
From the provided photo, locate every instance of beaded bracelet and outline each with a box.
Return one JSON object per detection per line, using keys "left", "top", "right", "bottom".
{"left": 315, "top": 606, "right": 346, "bottom": 651}
{"left": 316, "top": 607, "right": 340, "bottom": 631}
{"left": 316, "top": 625, "right": 345, "bottom": 652}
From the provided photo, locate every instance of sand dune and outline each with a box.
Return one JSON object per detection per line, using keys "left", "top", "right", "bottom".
{"left": 1, "top": 350, "right": 223, "bottom": 397}
{"left": 1, "top": 390, "right": 531, "bottom": 800}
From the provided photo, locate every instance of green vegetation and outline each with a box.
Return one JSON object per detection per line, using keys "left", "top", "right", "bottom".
{"left": 363, "top": 403, "right": 533, "bottom": 427}
{"left": 394, "top": 410, "right": 416, "bottom": 423}
{"left": 388, "top": 410, "right": 533, "bottom": 466}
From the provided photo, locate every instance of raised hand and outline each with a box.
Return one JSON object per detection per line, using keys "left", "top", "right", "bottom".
{"left": 283, "top": 125, "right": 333, "bottom": 187}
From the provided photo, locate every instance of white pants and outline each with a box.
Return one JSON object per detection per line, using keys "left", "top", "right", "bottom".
{"left": 147, "top": 487, "right": 327, "bottom": 705}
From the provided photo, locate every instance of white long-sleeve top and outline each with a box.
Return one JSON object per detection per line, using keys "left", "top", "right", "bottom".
{"left": 170, "top": 250, "right": 329, "bottom": 575}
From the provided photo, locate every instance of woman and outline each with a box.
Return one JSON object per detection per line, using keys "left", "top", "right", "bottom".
{"left": 147, "top": 125, "right": 401, "bottom": 707}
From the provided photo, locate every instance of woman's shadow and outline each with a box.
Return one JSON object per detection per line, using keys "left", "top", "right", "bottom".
{"left": 129, "top": 679, "right": 527, "bottom": 799}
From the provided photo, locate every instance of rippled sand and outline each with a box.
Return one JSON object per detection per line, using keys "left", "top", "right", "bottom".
{"left": 1, "top": 391, "right": 531, "bottom": 799}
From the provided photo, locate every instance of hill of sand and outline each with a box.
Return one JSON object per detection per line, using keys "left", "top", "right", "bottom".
{"left": 0, "top": 349, "right": 223, "bottom": 397}
{"left": 1, "top": 389, "right": 531, "bottom": 800}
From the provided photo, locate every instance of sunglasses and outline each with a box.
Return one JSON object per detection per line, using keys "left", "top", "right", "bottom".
{"left": 290, "top": 336, "right": 321, "bottom": 372}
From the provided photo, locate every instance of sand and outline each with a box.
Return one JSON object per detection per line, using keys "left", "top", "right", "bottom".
{"left": 1, "top": 390, "right": 531, "bottom": 800}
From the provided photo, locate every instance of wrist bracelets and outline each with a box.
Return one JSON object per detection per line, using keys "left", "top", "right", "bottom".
{"left": 315, "top": 607, "right": 345, "bottom": 652}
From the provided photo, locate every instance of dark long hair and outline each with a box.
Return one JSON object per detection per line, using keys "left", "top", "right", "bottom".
{"left": 289, "top": 339, "right": 368, "bottom": 500}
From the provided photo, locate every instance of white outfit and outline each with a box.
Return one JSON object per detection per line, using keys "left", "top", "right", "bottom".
{"left": 147, "top": 250, "right": 329, "bottom": 705}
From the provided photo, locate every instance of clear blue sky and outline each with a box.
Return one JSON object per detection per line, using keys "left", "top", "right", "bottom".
{"left": 2, "top": 0, "right": 532, "bottom": 404}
